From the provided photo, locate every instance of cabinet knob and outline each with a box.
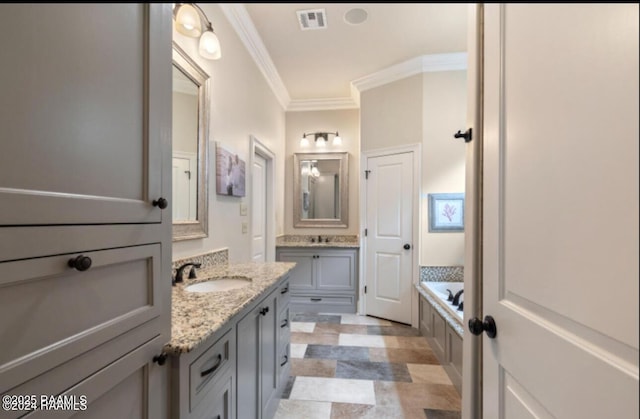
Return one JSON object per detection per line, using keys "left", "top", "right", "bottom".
{"left": 152, "top": 197, "right": 168, "bottom": 209}
{"left": 403, "top": 243, "right": 411, "bottom": 250}
{"left": 68, "top": 255, "right": 92, "bottom": 271}
{"left": 152, "top": 353, "right": 167, "bottom": 366}
{"left": 260, "top": 307, "right": 270, "bottom": 316}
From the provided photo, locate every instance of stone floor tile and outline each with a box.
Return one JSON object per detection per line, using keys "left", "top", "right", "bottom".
{"left": 292, "top": 313, "right": 342, "bottom": 324}
{"left": 338, "top": 333, "right": 387, "bottom": 348}
{"left": 305, "top": 344, "right": 370, "bottom": 361}
{"left": 289, "top": 377, "right": 376, "bottom": 405}
{"left": 292, "top": 358, "right": 337, "bottom": 378}
{"left": 340, "top": 314, "right": 392, "bottom": 326}
{"left": 369, "top": 347, "right": 439, "bottom": 364}
{"left": 407, "top": 364, "right": 453, "bottom": 385}
{"left": 374, "top": 381, "right": 461, "bottom": 411}
{"left": 292, "top": 332, "right": 340, "bottom": 345}
{"left": 367, "top": 324, "right": 422, "bottom": 336}
{"left": 314, "top": 323, "right": 368, "bottom": 335}
{"left": 291, "top": 321, "right": 316, "bottom": 333}
{"left": 274, "top": 400, "right": 332, "bottom": 419}
{"left": 331, "top": 403, "right": 427, "bottom": 419}
{"left": 335, "top": 360, "right": 412, "bottom": 382}
{"left": 290, "top": 343, "right": 308, "bottom": 358}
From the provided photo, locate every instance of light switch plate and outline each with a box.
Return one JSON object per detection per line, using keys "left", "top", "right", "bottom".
{"left": 242, "top": 222, "right": 248, "bottom": 234}
{"left": 240, "top": 202, "right": 247, "bottom": 216}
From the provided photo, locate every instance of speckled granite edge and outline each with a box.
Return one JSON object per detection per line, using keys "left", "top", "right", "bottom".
{"left": 416, "top": 283, "right": 464, "bottom": 337}
{"left": 276, "top": 235, "right": 359, "bottom": 248}
{"left": 172, "top": 248, "right": 229, "bottom": 277}
{"left": 165, "top": 261, "right": 295, "bottom": 355}
{"left": 420, "top": 266, "right": 464, "bottom": 282}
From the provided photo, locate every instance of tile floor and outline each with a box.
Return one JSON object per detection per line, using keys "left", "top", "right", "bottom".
{"left": 274, "top": 313, "right": 461, "bottom": 419}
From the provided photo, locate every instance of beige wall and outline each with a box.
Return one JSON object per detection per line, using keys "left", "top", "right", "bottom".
{"left": 360, "top": 71, "right": 466, "bottom": 267}
{"left": 284, "top": 109, "right": 360, "bottom": 235}
{"left": 360, "top": 74, "right": 423, "bottom": 152}
{"left": 421, "top": 71, "right": 467, "bottom": 266}
{"left": 172, "top": 4, "right": 286, "bottom": 262}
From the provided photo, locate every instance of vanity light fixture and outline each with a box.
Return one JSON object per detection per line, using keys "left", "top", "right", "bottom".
{"left": 173, "top": 3, "right": 222, "bottom": 60}
{"left": 300, "top": 131, "right": 342, "bottom": 148}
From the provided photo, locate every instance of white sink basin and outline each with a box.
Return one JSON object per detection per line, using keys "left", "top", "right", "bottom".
{"left": 185, "top": 277, "right": 251, "bottom": 293}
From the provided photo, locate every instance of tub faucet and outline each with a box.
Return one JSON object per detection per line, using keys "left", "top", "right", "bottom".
{"left": 318, "top": 235, "right": 322, "bottom": 243}
{"left": 452, "top": 289, "right": 464, "bottom": 306}
{"left": 173, "top": 262, "right": 201, "bottom": 286}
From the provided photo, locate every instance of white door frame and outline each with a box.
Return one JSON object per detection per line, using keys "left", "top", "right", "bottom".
{"left": 359, "top": 143, "right": 421, "bottom": 327}
{"left": 250, "top": 135, "right": 276, "bottom": 262}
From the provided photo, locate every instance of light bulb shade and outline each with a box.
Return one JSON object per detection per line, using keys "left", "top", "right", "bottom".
{"left": 315, "top": 135, "right": 327, "bottom": 148}
{"left": 311, "top": 166, "right": 320, "bottom": 177}
{"left": 175, "top": 4, "right": 202, "bottom": 37}
{"left": 199, "top": 30, "right": 221, "bottom": 60}
{"left": 300, "top": 135, "right": 310, "bottom": 147}
{"left": 332, "top": 134, "right": 342, "bottom": 145}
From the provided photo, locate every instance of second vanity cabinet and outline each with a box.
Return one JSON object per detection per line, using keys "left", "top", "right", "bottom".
{"left": 276, "top": 248, "right": 357, "bottom": 313}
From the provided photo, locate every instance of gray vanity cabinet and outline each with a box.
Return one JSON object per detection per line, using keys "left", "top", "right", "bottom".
{"left": 237, "top": 286, "right": 280, "bottom": 419}
{"left": 276, "top": 248, "right": 358, "bottom": 313}
{"left": 0, "top": 4, "right": 172, "bottom": 418}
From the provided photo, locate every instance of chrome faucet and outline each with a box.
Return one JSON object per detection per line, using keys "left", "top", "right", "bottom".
{"left": 173, "top": 262, "right": 201, "bottom": 286}
{"left": 452, "top": 289, "right": 464, "bottom": 306}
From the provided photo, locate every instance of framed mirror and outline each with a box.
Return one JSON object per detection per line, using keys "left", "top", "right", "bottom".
{"left": 172, "top": 42, "right": 209, "bottom": 241}
{"left": 293, "top": 152, "right": 349, "bottom": 228}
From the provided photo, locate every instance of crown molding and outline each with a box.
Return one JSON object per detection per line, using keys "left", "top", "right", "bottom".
{"left": 287, "top": 97, "right": 359, "bottom": 112}
{"left": 351, "top": 52, "right": 467, "bottom": 94}
{"left": 219, "top": 4, "right": 290, "bottom": 109}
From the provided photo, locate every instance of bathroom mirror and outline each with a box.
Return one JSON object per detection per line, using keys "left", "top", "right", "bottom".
{"left": 172, "top": 42, "right": 209, "bottom": 241}
{"left": 293, "top": 152, "right": 348, "bottom": 228}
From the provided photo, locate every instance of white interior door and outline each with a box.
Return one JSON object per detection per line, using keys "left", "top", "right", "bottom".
{"left": 364, "top": 152, "right": 414, "bottom": 324}
{"left": 252, "top": 153, "right": 267, "bottom": 262}
{"left": 481, "top": 4, "right": 639, "bottom": 418}
{"left": 172, "top": 153, "right": 196, "bottom": 221}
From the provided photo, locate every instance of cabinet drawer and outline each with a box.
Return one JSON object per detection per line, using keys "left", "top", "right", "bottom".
{"left": 277, "top": 278, "right": 291, "bottom": 309}
{"left": 193, "top": 371, "right": 233, "bottom": 419}
{"left": 0, "top": 244, "right": 165, "bottom": 394}
{"left": 290, "top": 294, "right": 356, "bottom": 314}
{"left": 3, "top": 330, "right": 165, "bottom": 419}
{"left": 279, "top": 307, "right": 290, "bottom": 349}
{"left": 189, "top": 328, "right": 235, "bottom": 413}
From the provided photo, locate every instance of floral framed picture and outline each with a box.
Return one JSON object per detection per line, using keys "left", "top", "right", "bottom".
{"left": 428, "top": 193, "right": 464, "bottom": 232}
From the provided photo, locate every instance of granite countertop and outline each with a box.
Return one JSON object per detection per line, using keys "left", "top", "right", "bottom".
{"left": 164, "top": 261, "right": 295, "bottom": 355}
{"left": 276, "top": 236, "right": 359, "bottom": 249}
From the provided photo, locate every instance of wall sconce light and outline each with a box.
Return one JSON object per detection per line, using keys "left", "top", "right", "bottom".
{"left": 300, "top": 131, "right": 342, "bottom": 148}
{"left": 173, "top": 3, "right": 222, "bottom": 60}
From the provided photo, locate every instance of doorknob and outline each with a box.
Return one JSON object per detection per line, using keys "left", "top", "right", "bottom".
{"left": 468, "top": 315, "right": 497, "bottom": 339}
{"left": 403, "top": 244, "right": 411, "bottom": 250}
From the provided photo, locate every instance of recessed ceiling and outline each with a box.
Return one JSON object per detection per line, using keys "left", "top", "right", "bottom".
{"left": 243, "top": 3, "right": 468, "bottom": 104}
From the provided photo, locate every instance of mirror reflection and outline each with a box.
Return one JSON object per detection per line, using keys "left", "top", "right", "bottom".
{"left": 172, "top": 42, "right": 209, "bottom": 241}
{"left": 300, "top": 159, "right": 340, "bottom": 220}
{"left": 172, "top": 65, "right": 198, "bottom": 222}
{"left": 293, "top": 152, "right": 349, "bottom": 228}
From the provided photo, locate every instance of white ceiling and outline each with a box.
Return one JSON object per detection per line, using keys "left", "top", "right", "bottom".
{"left": 222, "top": 3, "right": 468, "bottom": 111}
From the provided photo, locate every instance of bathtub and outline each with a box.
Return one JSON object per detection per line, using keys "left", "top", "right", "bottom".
{"left": 420, "top": 281, "right": 464, "bottom": 323}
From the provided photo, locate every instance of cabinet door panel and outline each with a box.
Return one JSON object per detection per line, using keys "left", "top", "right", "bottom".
{"left": 236, "top": 307, "right": 260, "bottom": 419}
{"left": 316, "top": 251, "right": 356, "bottom": 291}
{"left": 0, "top": 244, "right": 164, "bottom": 393}
{"left": 0, "top": 4, "right": 170, "bottom": 225}
{"left": 276, "top": 251, "right": 315, "bottom": 290}
{"left": 261, "top": 292, "right": 278, "bottom": 419}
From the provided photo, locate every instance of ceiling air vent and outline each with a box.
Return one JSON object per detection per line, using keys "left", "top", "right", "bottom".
{"left": 297, "top": 9, "right": 327, "bottom": 30}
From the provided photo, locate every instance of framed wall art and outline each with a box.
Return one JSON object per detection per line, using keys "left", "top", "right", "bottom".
{"left": 215, "top": 143, "right": 246, "bottom": 197}
{"left": 428, "top": 193, "right": 464, "bottom": 232}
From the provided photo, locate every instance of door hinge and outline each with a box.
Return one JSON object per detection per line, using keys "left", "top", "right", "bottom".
{"left": 365, "top": 170, "right": 371, "bottom": 179}
{"left": 364, "top": 228, "right": 368, "bottom": 237}
{"left": 364, "top": 286, "right": 367, "bottom": 294}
